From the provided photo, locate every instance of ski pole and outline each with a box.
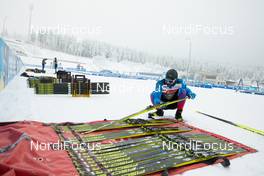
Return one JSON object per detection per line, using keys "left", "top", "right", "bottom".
{"left": 196, "top": 111, "right": 264, "bottom": 137}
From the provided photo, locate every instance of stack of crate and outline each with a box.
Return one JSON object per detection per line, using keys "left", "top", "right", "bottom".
{"left": 71, "top": 75, "right": 90, "bottom": 97}
{"left": 57, "top": 70, "right": 72, "bottom": 83}
{"left": 35, "top": 77, "right": 57, "bottom": 94}
{"left": 27, "top": 77, "right": 40, "bottom": 88}
{"left": 27, "top": 71, "right": 99, "bottom": 97}
{"left": 53, "top": 71, "right": 72, "bottom": 94}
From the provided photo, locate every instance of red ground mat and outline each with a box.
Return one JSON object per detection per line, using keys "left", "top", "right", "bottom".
{"left": 0, "top": 121, "right": 78, "bottom": 176}
{"left": 0, "top": 120, "right": 256, "bottom": 176}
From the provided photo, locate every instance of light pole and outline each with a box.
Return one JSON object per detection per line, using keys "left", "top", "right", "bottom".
{"left": 2, "top": 16, "right": 7, "bottom": 36}
{"left": 186, "top": 38, "right": 192, "bottom": 81}
{"left": 28, "top": 3, "right": 34, "bottom": 41}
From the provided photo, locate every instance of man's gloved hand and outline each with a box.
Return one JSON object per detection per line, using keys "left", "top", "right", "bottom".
{"left": 188, "top": 92, "right": 196, "bottom": 99}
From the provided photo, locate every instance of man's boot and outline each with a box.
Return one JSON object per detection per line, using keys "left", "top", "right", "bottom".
{"left": 175, "top": 109, "right": 183, "bottom": 122}
{"left": 148, "top": 108, "right": 164, "bottom": 119}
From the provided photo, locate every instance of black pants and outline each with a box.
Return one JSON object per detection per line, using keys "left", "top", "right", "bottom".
{"left": 160, "top": 92, "right": 178, "bottom": 110}
{"left": 55, "top": 64, "right": 58, "bottom": 73}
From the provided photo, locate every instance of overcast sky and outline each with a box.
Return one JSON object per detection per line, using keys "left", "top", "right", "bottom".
{"left": 0, "top": 0, "right": 263, "bottom": 66}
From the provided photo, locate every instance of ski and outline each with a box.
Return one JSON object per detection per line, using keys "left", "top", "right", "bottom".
{"left": 73, "top": 133, "right": 234, "bottom": 176}
{"left": 74, "top": 137, "right": 166, "bottom": 171}
{"left": 66, "top": 122, "right": 236, "bottom": 176}
{"left": 95, "top": 136, "right": 155, "bottom": 152}
{"left": 196, "top": 111, "right": 264, "bottom": 137}
{"left": 52, "top": 111, "right": 251, "bottom": 176}
{"left": 86, "top": 134, "right": 241, "bottom": 173}
{"left": 52, "top": 125, "right": 97, "bottom": 176}
{"left": 80, "top": 126, "right": 191, "bottom": 143}
{"left": 97, "top": 134, "right": 233, "bottom": 176}
{"left": 83, "top": 97, "right": 188, "bottom": 134}
{"left": 70, "top": 119, "right": 174, "bottom": 133}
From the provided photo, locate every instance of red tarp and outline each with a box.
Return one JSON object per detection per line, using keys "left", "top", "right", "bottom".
{"left": 0, "top": 120, "right": 256, "bottom": 176}
{"left": 0, "top": 121, "right": 78, "bottom": 176}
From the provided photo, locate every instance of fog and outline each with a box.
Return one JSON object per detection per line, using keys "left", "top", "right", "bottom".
{"left": 0, "top": 0, "right": 263, "bottom": 66}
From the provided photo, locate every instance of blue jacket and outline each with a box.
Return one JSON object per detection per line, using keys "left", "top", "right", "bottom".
{"left": 152, "top": 78, "right": 194, "bottom": 104}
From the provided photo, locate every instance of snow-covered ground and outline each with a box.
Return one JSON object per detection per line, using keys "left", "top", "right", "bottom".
{"left": 5, "top": 39, "right": 168, "bottom": 74}
{"left": 1, "top": 40, "right": 264, "bottom": 175}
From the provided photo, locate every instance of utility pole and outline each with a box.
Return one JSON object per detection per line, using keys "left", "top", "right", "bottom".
{"left": 28, "top": 3, "right": 34, "bottom": 41}
{"left": 186, "top": 38, "right": 192, "bottom": 81}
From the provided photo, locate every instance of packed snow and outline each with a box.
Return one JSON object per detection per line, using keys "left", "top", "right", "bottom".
{"left": 1, "top": 41, "right": 264, "bottom": 176}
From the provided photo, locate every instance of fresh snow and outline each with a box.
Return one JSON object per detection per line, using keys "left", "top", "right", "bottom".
{"left": 1, "top": 41, "right": 264, "bottom": 176}
{"left": 6, "top": 40, "right": 168, "bottom": 74}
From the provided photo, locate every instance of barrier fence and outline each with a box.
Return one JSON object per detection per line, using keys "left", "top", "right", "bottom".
{"left": 0, "top": 38, "right": 23, "bottom": 91}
